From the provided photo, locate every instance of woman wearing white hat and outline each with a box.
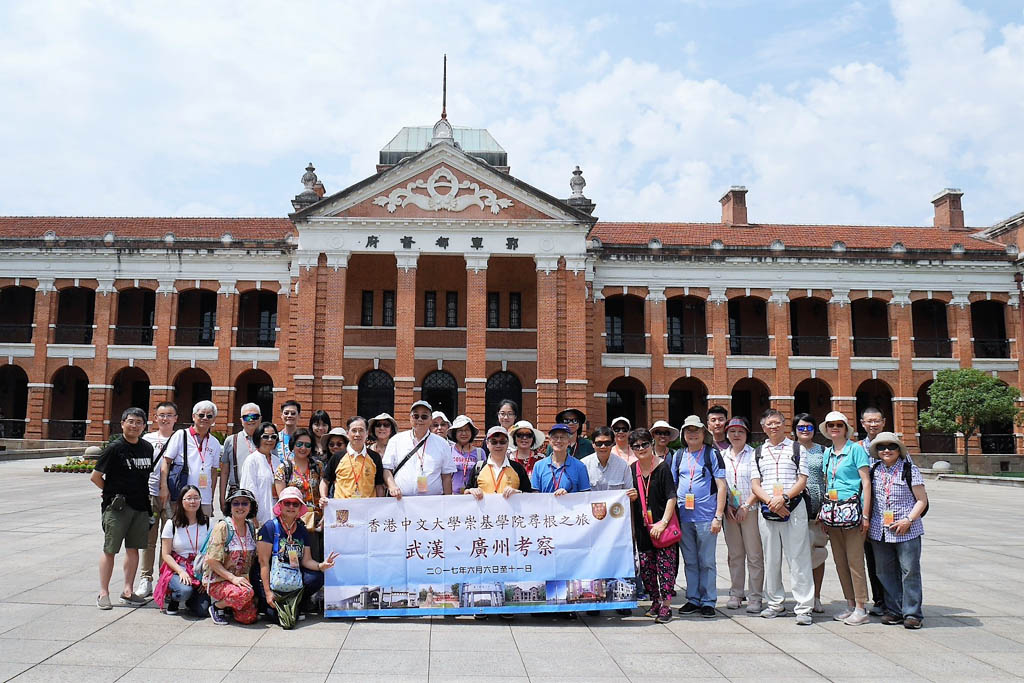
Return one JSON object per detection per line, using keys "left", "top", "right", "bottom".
{"left": 430, "top": 411, "right": 451, "bottom": 439}
{"left": 819, "top": 410, "right": 872, "bottom": 626}
{"left": 610, "top": 417, "right": 635, "bottom": 464}
{"left": 649, "top": 420, "right": 679, "bottom": 466}
{"left": 367, "top": 413, "right": 398, "bottom": 455}
{"left": 448, "top": 415, "right": 485, "bottom": 495}
{"left": 508, "top": 420, "right": 544, "bottom": 475}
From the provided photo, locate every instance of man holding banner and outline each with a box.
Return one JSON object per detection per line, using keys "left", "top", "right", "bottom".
{"left": 382, "top": 400, "right": 455, "bottom": 498}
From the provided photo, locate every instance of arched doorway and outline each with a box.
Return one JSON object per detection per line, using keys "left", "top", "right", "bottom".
{"left": 606, "top": 377, "right": 647, "bottom": 428}
{"left": 0, "top": 364, "right": 29, "bottom": 438}
{"left": 731, "top": 378, "right": 771, "bottom": 442}
{"left": 668, "top": 377, "right": 708, "bottom": 427}
{"left": 855, "top": 379, "right": 894, "bottom": 439}
{"left": 793, "top": 378, "right": 832, "bottom": 424}
{"left": 357, "top": 370, "right": 394, "bottom": 420}
{"left": 49, "top": 366, "right": 89, "bottom": 439}
{"left": 109, "top": 367, "right": 151, "bottom": 433}
{"left": 173, "top": 368, "right": 213, "bottom": 428}
{"left": 917, "top": 380, "right": 955, "bottom": 453}
{"left": 485, "top": 371, "right": 522, "bottom": 428}
{"left": 981, "top": 381, "right": 1015, "bottom": 454}
{"left": 234, "top": 369, "right": 274, "bottom": 427}
{"left": 421, "top": 370, "right": 458, "bottom": 420}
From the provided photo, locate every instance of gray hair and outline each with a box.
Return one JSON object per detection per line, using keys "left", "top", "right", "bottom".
{"left": 239, "top": 402, "right": 261, "bottom": 416}
{"left": 192, "top": 400, "right": 217, "bottom": 417}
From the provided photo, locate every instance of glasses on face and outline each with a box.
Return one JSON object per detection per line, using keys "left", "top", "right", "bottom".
{"left": 632, "top": 441, "right": 652, "bottom": 450}
{"left": 796, "top": 425, "right": 814, "bottom": 432}
{"left": 282, "top": 411, "right": 298, "bottom": 418}
{"left": 231, "top": 500, "right": 250, "bottom": 507}
{"left": 156, "top": 412, "right": 176, "bottom": 420}
{"left": 196, "top": 413, "right": 214, "bottom": 420}
{"left": 562, "top": 418, "right": 580, "bottom": 424}
{"left": 281, "top": 500, "right": 301, "bottom": 508}
{"left": 411, "top": 413, "right": 431, "bottom": 421}
{"left": 241, "top": 413, "right": 261, "bottom": 423}
{"left": 498, "top": 411, "right": 516, "bottom": 419}
{"left": 515, "top": 432, "right": 532, "bottom": 439}
{"left": 293, "top": 441, "right": 312, "bottom": 449}
{"left": 764, "top": 422, "right": 783, "bottom": 429}
{"left": 652, "top": 431, "right": 671, "bottom": 438}
{"left": 876, "top": 444, "right": 900, "bottom": 452}
{"left": 825, "top": 422, "right": 845, "bottom": 430}
{"left": 488, "top": 439, "right": 508, "bottom": 446}
{"left": 594, "top": 441, "right": 614, "bottom": 448}
{"left": 612, "top": 426, "right": 629, "bottom": 433}
{"left": 182, "top": 496, "right": 201, "bottom": 503}
{"left": 260, "top": 433, "right": 279, "bottom": 441}
{"left": 328, "top": 440, "right": 346, "bottom": 450}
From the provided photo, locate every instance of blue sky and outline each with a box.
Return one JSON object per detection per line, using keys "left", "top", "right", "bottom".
{"left": 0, "top": 1, "right": 1022, "bottom": 227}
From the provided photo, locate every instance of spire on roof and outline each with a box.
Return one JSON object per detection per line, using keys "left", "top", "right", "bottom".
{"left": 291, "top": 162, "right": 321, "bottom": 211}
{"left": 441, "top": 53, "right": 447, "bottom": 120}
{"left": 430, "top": 54, "right": 457, "bottom": 147}
{"left": 565, "top": 165, "right": 596, "bottom": 215}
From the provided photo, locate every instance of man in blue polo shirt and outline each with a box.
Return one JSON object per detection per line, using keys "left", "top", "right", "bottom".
{"left": 531, "top": 424, "right": 591, "bottom": 494}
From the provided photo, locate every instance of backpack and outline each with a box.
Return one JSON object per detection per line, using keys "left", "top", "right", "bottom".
{"left": 870, "top": 459, "right": 929, "bottom": 518}
{"left": 670, "top": 445, "right": 721, "bottom": 495}
{"left": 754, "top": 441, "right": 810, "bottom": 515}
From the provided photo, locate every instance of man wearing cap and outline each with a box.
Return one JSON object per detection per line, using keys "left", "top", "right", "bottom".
{"left": 531, "top": 424, "right": 592, "bottom": 495}
{"left": 430, "top": 411, "right": 451, "bottom": 439}
{"left": 382, "top": 400, "right": 456, "bottom": 498}
{"left": 547, "top": 408, "right": 595, "bottom": 459}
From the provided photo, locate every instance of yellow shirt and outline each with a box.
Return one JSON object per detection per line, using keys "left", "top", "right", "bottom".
{"left": 330, "top": 448, "right": 382, "bottom": 499}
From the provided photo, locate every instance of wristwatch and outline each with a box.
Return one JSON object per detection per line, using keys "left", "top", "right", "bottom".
{"left": 713, "top": 513, "right": 724, "bottom": 521}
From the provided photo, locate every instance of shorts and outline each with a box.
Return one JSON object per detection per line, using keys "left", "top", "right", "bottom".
{"left": 102, "top": 506, "right": 150, "bottom": 555}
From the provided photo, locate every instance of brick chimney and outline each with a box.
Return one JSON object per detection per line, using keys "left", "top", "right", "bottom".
{"left": 720, "top": 186, "right": 748, "bottom": 226}
{"left": 932, "top": 188, "right": 965, "bottom": 230}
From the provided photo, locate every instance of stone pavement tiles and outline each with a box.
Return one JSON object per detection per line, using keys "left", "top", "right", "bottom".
{"left": 1, "top": 457, "right": 1023, "bottom": 682}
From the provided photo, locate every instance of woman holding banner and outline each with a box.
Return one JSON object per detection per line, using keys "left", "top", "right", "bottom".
{"left": 626, "top": 428, "right": 679, "bottom": 623}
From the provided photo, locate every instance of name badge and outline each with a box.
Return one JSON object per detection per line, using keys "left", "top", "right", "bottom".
{"left": 198, "top": 472, "right": 209, "bottom": 489}
{"left": 287, "top": 548, "right": 300, "bottom": 568}
{"left": 684, "top": 493, "right": 695, "bottom": 510}
{"left": 883, "top": 510, "right": 895, "bottom": 526}
{"left": 729, "top": 487, "right": 741, "bottom": 508}
{"left": 828, "top": 489, "right": 839, "bottom": 501}
{"left": 416, "top": 475, "right": 429, "bottom": 493}
{"left": 772, "top": 483, "right": 784, "bottom": 497}
{"left": 646, "top": 509, "right": 654, "bottom": 524}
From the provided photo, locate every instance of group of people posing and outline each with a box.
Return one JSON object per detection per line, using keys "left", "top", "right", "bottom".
{"left": 90, "top": 397, "right": 928, "bottom": 630}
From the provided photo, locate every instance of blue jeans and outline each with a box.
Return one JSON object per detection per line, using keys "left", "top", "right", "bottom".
{"left": 679, "top": 519, "right": 718, "bottom": 607}
{"left": 870, "top": 537, "right": 923, "bottom": 620}
{"left": 167, "top": 574, "right": 210, "bottom": 618}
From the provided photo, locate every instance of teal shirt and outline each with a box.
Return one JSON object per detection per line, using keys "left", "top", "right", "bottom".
{"left": 823, "top": 440, "right": 870, "bottom": 502}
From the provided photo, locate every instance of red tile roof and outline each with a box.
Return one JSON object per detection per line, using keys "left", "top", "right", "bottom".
{"left": 591, "top": 222, "right": 1007, "bottom": 253}
{"left": 0, "top": 217, "right": 294, "bottom": 240}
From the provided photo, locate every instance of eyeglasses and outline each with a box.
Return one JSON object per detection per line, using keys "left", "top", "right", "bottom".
{"left": 282, "top": 411, "right": 298, "bottom": 417}
{"left": 293, "top": 441, "right": 312, "bottom": 449}
{"left": 411, "top": 413, "right": 431, "bottom": 421}
{"left": 182, "top": 497, "right": 201, "bottom": 503}
{"left": 632, "top": 441, "right": 652, "bottom": 450}
{"left": 280, "top": 500, "right": 301, "bottom": 508}
{"left": 825, "top": 422, "right": 846, "bottom": 429}
{"left": 612, "top": 426, "right": 629, "bottom": 433}
{"left": 594, "top": 441, "right": 614, "bottom": 448}
{"left": 764, "top": 422, "right": 783, "bottom": 429}
{"left": 562, "top": 418, "right": 580, "bottom": 424}
{"left": 196, "top": 413, "right": 214, "bottom": 420}
{"left": 795, "top": 425, "right": 815, "bottom": 432}
{"left": 231, "top": 499, "right": 250, "bottom": 507}
{"left": 241, "top": 414, "right": 261, "bottom": 422}
{"left": 488, "top": 439, "right": 508, "bottom": 446}
{"left": 498, "top": 411, "right": 516, "bottom": 418}
{"left": 328, "top": 440, "right": 346, "bottom": 449}
{"left": 875, "top": 444, "right": 900, "bottom": 452}
{"left": 515, "top": 432, "right": 533, "bottom": 439}
{"left": 652, "top": 431, "right": 671, "bottom": 437}
{"left": 260, "top": 433, "right": 279, "bottom": 441}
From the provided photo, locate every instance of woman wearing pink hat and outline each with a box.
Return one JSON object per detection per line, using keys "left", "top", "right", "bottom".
{"left": 255, "top": 486, "right": 339, "bottom": 629}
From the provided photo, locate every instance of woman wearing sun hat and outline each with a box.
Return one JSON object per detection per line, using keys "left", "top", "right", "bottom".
{"left": 204, "top": 488, "right": 260, "bottom": 625}
{"left": 508, "top": 420, "right": 544, "bottom": 475}
{"left": 610, "top": 417, "right": 635, "bottom": 463}
{"left": 549, "top": 408, "right": 594, "bottom": 459}
{"left": 819, "top": 410, "right": 872, "bottom": 626}
{"left": 367, "top": 412, "right": 399, "bottom": 456}
{"left": 649, "top": 419, "right": 679, "bottom": 466}
{"left": 255, "top": 486, "right": 339, "bottom": 629}
{"left": 448, "top": 415, "right": 486, "bottom": 495}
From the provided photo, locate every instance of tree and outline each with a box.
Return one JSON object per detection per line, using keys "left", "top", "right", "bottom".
{"left": 918, "top": 368, "right": 1021, "bottom": 474}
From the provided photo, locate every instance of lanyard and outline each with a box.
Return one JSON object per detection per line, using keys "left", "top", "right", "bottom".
{"left": 636, "top": 463, "right": 652, "bottom": 513}
{"left": 884, "top": 462, "right": 899, "bottom": 509}
{"left": 549, "top": 462, "right": 567, "bottom": 492}
{"left": 828, "top": 448, "right": 847, "bottom": 490}
{"left": 729, "top": 448, "right": 746, "bottom": 488}
{"left": 764, "top": 441, "right": 786, "bottom": 483}
{"left": 184, "top": 523, "right": 200, "bottom": 554}
{"left": 456, "top": 446, "right": 475, "bottom": 479}
{"left": 347, "top": 453, "right": 365, "bottom": 491}
{"left": 685, "top": 449, "right": 700, "bottom": 492}
{"left": 489, "top": 464, "right": 506, "bottom": 493}
{"left": 189, "top": 427, "right": 208, "bottom": 466}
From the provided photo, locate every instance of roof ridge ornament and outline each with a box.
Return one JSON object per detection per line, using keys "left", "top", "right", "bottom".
{"left": 291, "top": 162, "right": 321, "bottom": 211}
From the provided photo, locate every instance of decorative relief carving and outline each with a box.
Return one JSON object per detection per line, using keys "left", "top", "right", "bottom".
{"left": 373, "top": 166, "right": 513, "bottom": 215}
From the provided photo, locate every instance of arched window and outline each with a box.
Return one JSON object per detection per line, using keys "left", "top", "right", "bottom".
{"left": 358, "top": 370, "right": 394, "bottom": 419}
{"left": 485, "top": 372, "right": 523, "bottom": 428}
{"left": 422, "top": 371, "right": 458, "bottom": 420}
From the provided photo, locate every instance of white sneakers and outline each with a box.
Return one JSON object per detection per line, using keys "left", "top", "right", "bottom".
{"left": 844, "top": 608, "right": 870, "bottom": 625}
{"left": 136, "top": 578, "right": 153, "bottom": 598}
{"left": 834, "top": 608, "right": 853, "bottom": 621}
{"left": 760, "top": 606, "right": 785, "bottom": 619}
{"left": 745, "top": 600, "right": 762, "bottom": 614}
{"left": 726, "top": 596, "right": 743, "bottom": 610}
{"left": 796, "top": 614, "right": 813, "bottom": 625}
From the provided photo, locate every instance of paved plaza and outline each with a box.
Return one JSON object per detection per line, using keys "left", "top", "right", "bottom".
{"left": 1, "top": 457, "right": 1022, "bottom": 682}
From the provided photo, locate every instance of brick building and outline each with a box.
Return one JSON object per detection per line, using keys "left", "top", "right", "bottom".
{"left": 1, "top": 111, "right": 1023, "bottom": 465}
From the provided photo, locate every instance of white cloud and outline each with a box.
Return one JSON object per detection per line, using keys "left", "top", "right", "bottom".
{"left": 654, "top": 21, "right": 677, "bottom": 36}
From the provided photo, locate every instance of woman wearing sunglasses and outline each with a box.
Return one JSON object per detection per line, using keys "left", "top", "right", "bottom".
{"left": 610, "top": 417, "right": 635, "bottom": 464}
{"left": 256, "top": 487, "right": 340, "bottom": 629}
{"left": 275, "top": 427, "right": 323, "bottom": 559}
{"left": 793, "top": 412, "right": 829, "bottom": 613}
{"left": 549, "top": 408, "right": 594, "bottom": 459}
{"left": 239, "top": 421, "right": 281, "bottom": 527}
{"left": 204, "top": 488, "right": 259, "bottom": 625}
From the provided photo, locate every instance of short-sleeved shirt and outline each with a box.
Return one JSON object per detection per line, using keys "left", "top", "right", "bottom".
{"left": 382, "top": 431, "right": 457, "bottom": 496}
{"left": 324, "top": 447, "right": 384, "bottom": 499}
{"left": 674, "top": 446, "right": 726, "bottom": 522}
{"left": 581, "top": 452, "right": 632, "bottom": 491}
{"left": 546, "top": 438, "right": 595, "bottom": 460}
{"left": 823, "top": 440, "right": 871, "bottom": 502}
{"left": 631, "top": 460, "right": 677, "bottom": 552}
{"left": 530, "top": 455, "right": 591, "bottom": 493}
{"left": 751, "top": 438, "right": 808, "bottom": 491}
{"left": 510, "top": 451, "right": 543, "bottom": 475}
{"left": 204, "top": 519, "right": 256, "bottom": 584}
{"left": 94, "top": 436, "right": 154, "bottom": 513}
{"left": 722, "top": 444, "right": 755, "bottom": 509}
{"left": 466, "top": 458, "right": 533, "bottom": 494}
{"left": 258, "top": 518, "right": 310, "bottom": 566}
{"left": 143, "top": 431, "right": 172, "bottom": 497}
{"left": 222, "top": 430, "right": 258, "bottom": 488}
{"left": 274, "top": 459, "right": 321, "bottom": 507}
{"left": 161, "top": 519, "right": 211, "bottom": 557}
{"left": 163, "top": 428, "right": 223, "bottom": 505}
{"left": 800, "top": 442, "right": 827, "bottom": 517}
{"left": 451, "top": 445, "right": 486, "bottom": 495}
{"left": 869, "top": 459, "right": 925, "bottom": 543}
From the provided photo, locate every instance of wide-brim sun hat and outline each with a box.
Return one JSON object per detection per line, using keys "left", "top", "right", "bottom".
{"left": 225, "top": 488, "right": 259, "bottom": 517}
{"left": 368, "top": 413, "right": 399, "bottom": 435}
{"left": 448, "top": 415, "right": 479, "bottom": 442}
{"left": 510, "top": 420, "right": 545, "bottom": 449}
{"left": 868, "top": 431, "right": 909, "bottom": 459}
{"left": 610, "top": 416, "right": 631, "bottom": 431}
{"left": 326, "top": 426, "right": 348, "bottom": 441}
{"left": 819, "top": 410, "right": 856, "bottom": 441}
{"left": 273, "top": 486, "right": 309, "bottom": 518}
{"left": 555, "top": 408, "right": 587, "bottom": 425}
{"left": 680, "top": 415, "right": 712, "bottom": 445}
{"left": 431, "top": 411, "right": 451, "bottom": 425}
{"left": 649, "top": 419, "right": 680, "bottom": 441}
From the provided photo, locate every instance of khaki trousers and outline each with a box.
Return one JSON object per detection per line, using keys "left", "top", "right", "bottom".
{"left": 723, "top": 509, "right": 764, "bottom": 601}
{"left": 826, "top": 525, "right": 869, "bottom": 604}
{"left": 140, "top": 495, "right": 172, "bottom": 581}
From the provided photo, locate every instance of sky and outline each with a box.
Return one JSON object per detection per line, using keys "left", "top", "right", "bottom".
{"left": 0, "top": 0, "right": 1022, "bottom": 227}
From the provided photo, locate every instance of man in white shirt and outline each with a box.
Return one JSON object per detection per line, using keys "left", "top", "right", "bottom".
{"left": 581, "top": 426, "right": 632, "bottom": 491}
{"left": 137, "top": 401, "right": 177, "bottom": 597}
{"left": 750, "top": 408, "right": 814, "bottom": 625}
{"left": 159, "top": 400, "right": 223, "bottom": 518}
{"left": 219, "top": 402, "right": 261, "bottom": 510}
{"left": 382, "top": 400, "right": 455, "bottom": 498}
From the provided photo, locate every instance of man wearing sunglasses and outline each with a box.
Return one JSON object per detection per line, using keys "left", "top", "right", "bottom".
{"left": 382, "top": 400, "right": 455, "bottom": 498}
{"left": 219, "top": 403, "right": 262, "bottom": 511}
{"left": 159, "top": 400, "right": 223, "bottom": 518}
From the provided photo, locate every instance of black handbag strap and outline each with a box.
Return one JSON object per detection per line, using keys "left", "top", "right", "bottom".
{"left": 154, "top": 428, "right": 187, "bottom": 473}
{"left": 391, "top": 434, "right": 429, "bottom": 476}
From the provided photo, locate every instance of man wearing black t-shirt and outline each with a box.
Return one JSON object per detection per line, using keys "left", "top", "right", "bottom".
{"left": 90, "top": 407, "right": 154, "bottom": 609}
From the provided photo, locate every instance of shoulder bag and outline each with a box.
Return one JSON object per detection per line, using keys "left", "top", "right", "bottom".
{"left": 269, "top": 519, "right": 304, "bottom": 593}
{"left": 636, "top": 462, "right": 681, "bottom": 548}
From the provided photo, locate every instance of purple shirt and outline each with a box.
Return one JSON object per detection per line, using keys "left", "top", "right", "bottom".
{"left": 451, "top": 445, "right": 485, "bottom": 494}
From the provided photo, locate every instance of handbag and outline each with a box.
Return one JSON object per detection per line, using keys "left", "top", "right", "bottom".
{"left": 157, "top": 429, "right": 190, "bottom": 502}
{"left": 636, "top": 463, "right": 681, "bottom": 549}
{"left": 819, "top": 494, "right": 862, "bottom": 529}
{"left": 760, "top": 494, "right": 802, "bottom": 522}
{"left": 269, "top": 519, "right": 304, "bottom": 593}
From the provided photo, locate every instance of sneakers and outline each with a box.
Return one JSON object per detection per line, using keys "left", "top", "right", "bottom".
{"left": 745, "top": 600, "right": 762, "bottom": 614}
{"left": 812, "top": 598, "right": 825, "bottom": 614}
{"left": 833, "top": 609, "right": 853, "bottom": 621}
{"left": 165, "top": 600, "right": 179, "bottom": 616}
{"left": 796, "top": 614, "right": 813, "bottom": 626}
{"left": 869, "top": 602, "right": 885, "bottom": 616}
{"left": 760, "top": 606, "right": 785, "bottom": 619}
{"left": 473, "top": 614, "right": 489, "bottom": 620}
{"left": 881, "top": 613, "right": 904, "bottom": 625}
{"left": 209, "top": 605, "right": 229, "bottom": 625}
{"left": 644, "top": 603, "right": 660, "bottom": 618}
{"left": 844, "top": 609, "right": 870, "bottom": 626}
{"left": 96, "top": 594, "right": 112, "bottom": 610}
{"left": 655, "top": 607, "right": 673, "bottom": 623}
{"left": 119, "top": 593, "right": 148, "bottom": 607}
{"left": 700, "top": 605, "right": 716, "bottom": 619}
{"left": 903, "top": 616, "right": 922, "bottom": 630}
{"left": 136, "top": 578, "right": 153, "bottom": 598}
{"left": 726, "top": 596, "right": 742, "bottom": 610}
{"left": 678, "top": 602, "right": 700, "bottom": 616}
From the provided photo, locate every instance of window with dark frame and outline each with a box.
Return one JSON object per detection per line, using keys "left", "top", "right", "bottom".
{"left": 509, "top": 292, "right": 522, "bottom": 329}
{"left": 446, "top": 291, "right": 458, "bottom": 327}
{"left": 362, "top": 290, "right": 374, "bottom": 327}
{"left": 487, "top": 292, "right": 500, "bottom": 328}
{"left": 383, "top": 290, "right": 396, "bottom": 327}
{"left": 424, "top": 291, "right": 437, "bottom": 327}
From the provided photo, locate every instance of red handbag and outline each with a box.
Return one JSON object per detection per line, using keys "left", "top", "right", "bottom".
{"left": 637, "top": 463, "right": 682, "bottom": 548}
